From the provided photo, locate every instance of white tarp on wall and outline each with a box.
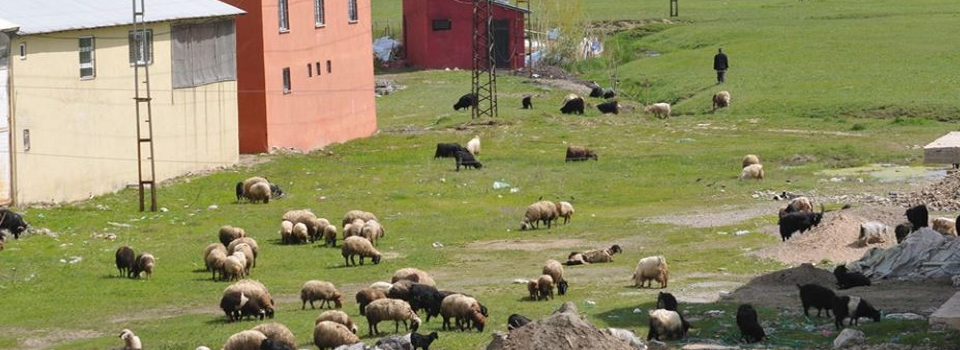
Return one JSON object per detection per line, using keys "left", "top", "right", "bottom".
{"left": 171, "top": 20, "right": 236, "bottom": 89}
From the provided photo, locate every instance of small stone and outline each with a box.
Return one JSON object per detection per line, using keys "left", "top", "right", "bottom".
{"left": 208, "top": 204, "right": 219, "bottom": 210}
{"left": 833, "top": 328, "right": 866, "bottom": 348}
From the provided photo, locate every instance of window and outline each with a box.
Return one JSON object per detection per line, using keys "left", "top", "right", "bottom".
{"left": 432, "top": 19, "right": 451, "bottom": 31}
{"left": 348, "top": 0, "right": 358, "bottom": 22}
{"left": 19, "top": 42, "right": 25, "bottom": 60}
{"left": 315, "top": 62, "right": 321, "bottom": 75}
{"left": 79, "top": 37, "right": 95, "bottom": 79}
{"left": 128, "top": 29, "right": 153, "bottom": 65}
{"left": 279, "top": 0, "right": 290, "bottom": 32}
{"left": 326, "top": 60, "right": 332, "bottom": 73}
{"left": 282, "top": 68, "right": 291, "bottom": 94}
{"left": 314, "top": 0, "right": 325, "bottom": 27}
{"left": 307, "top": 63, "right": 313, "bottom": 77}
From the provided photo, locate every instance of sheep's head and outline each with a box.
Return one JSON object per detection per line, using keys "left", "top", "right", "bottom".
{"left": 557, "top": 280, "right": 569, "bottom": 295}
{"left": 410, "top": 315, "right": 422, "bottom": 332}
{"left": 471, "top": 312, "right": 486, "bottom": 332}
{"left": 333, "top": 295, "right": 343, "bottom": 308}
{"left": 119, "top": 329, "right": 133, "bottom": 339}
{"left": 371, "top": 254, "right": 382, "bottom": 265}
{"left": 609, "top": 244, "right": 623, "bottom": 255}
{"left": 869, "top": 309, "right": 882, "bottom": 322}
{"left": 589, "top": 152, "right": 598, "bottom": 161}
{"left": 265, "top": 301, "right": 275, "bottom": 318}
{"left": 520, "top": 220, "right": 532, "bottom": 231}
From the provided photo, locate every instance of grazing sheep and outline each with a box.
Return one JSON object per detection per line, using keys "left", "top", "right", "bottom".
{"left": 895, "top": 222, "right": 913, "bottom": 244}
{"left": 387, "top": 280, "right": 415, "bottom": 301}
{"left": 405, "top": 283, "right": 446, "bottom": 321}
{"left": 0, "top": 209, "right": 28, "bottom": 239}
{"left": 455, "top": 151, "right": 483, "bottom": 171}
{"left": 647, "top": 309, "right": 688, "bottom": 341}
{"left": 219, "top": 226, "right": 246, "bottom": 247}
{"left": 644, "top": 103, "right": 671, "bottom": 118}
{"left": 542, "top": 259, "right": 568, "bottom": 295}
{"left": 223, "top": 253, "right": 247, "bottom": 281}
{"left": 778, "top": 205, "right": 824, "bottom": 241}
{"left": 119, "top": 329, "right": 142, "bottom": 350}
{"left": 356, "top": 288, "right": 387, "bottom": 315}
{"left": 116, "top": 246, "right": 136, "bottom": 278}
{"left": 932, "top": 217, "right": 958, "bottom": 236}
{"left": 566, "top": 244, "right": 622, "bottom": 265}
{"left": 370, "top": 281, "right": 394, "bottom": 292}
{"left": 522, "top": 95, "right": 533, "bottom": 109}
{"left": 410, "top": 332, "right": 439, "bottom": 350}
{"left": 520, "top": 200, "right": 558, "bottom": 230}
{"left": 315, "top": 310, "right": 359, "bottom": 334}
{"left": 466, "top": 136, "right": 481, "bottom": 156}
{"left": 283, "top": 209, "right": 317, "bottom": 225}
{"left": 736, "top": 304, "right": 764, "bottom": 343}
{"left": 589, "top": 86, "right": 604, "bottom": 98}
{"left": 223, "top": 330, "right": 267, "bottom": 350}
{"left": 227, "top": 237, "right": 259, "bottom": 266}
{"left": 233, "top": 280, "right": 275, "bottom": 318}
{"left": 291, "top": 222, "right": 310, "bottom": 244}
{"left": 361, "top": 220, "right": 385, "bottom": 245}
{"left": 603, "top": 89, "right": 616, "bottom": 99}
{"left": 241, "top": 177, "right": 268, "bottom": 195}
{"left": 251, "top": 323, "right": 297, "bottom": 350}
{"left": 204, "top": 242, "right": 228, "bottom": 270}
{"left": 301, "top": 280, "right": 343, "bottom": 309}
{"left": 279, "top": 221, "right": 294, "bottom": 244}
{"left": 560, "top": 94, "right": 585, "bottom": 115}
{"left": 434, "top": 143, "right": 465, "bottom": 159}
{"left": 526, "top": 279, "right": 540, "bottom": 301}
{"left": 392, "top": 268, "right": 436, "bottom": 286}
{"left": 565, "top": 146, "right": 598, "bottom": 162}
{"left": 858, "top": 221, "right": 890, "bottom": 246}
{"left": 246, "top": 182, "right": 272, "bottom": 204}
{"left": 656, "top": 292, "right": 678, "bottom": 311}
{"left": 833, "top": 296, "right": 881, "bottom": 330}
{"left": 905, "top": 204, "right": 929, "bottom": 229}
{"left": 134, "top": 253, "right": 155, "bottom": 279}
{"left": 834, "top": 265, "right": 871, "bottom": 290}
{"left": 439, "top": 294, "right": 485, "bottom": 332}
{"left": 633, "top": 255, "right": 669, "bottom": 289}
{"left": 596, "top": 100, "right": 620, "bottom": 114}
{"left": 269, "top": 183, "right": 284, "bottom": 199}
{"left": 220, "top": 289, "right": 254, "bottom": 322}
{"left": 314, "top": 321, "right": 360, "bottom": 350}
{"left": 343, "top": 222, "right": 363, "bottom": 241}
{"left": 235, "top": 182, "right": 245, "bottom": 202}
{"left": 739, "top": 163, "right": 764, "bottom": 180}
{"left": 798, "top": 283, "right": 836, "bottom": 317}
{"left": 342, "top": 210, "right": 378, "bottom": 228}
{"left": 712, "top": 91, "right": 731, "bottom": 110}
{"left": 741, "top": 154, "right": 760, "bottom": 168}
{"left": 232, "top": 243, "right": 255, "bottom": 274}
{"left": 453, "top": 93, "right": 477, "bottom": 111}
{"left": 536, "top": 274, "right": 555, "bottom": 300}
{"left": 322, "top": 225, "right": 339, "bottom": 247}
{"left": 342, "top": 236, "right": 382, "bottom": 266}
{"left": 365, "top": 298, "right": 422, "bottom": 335}
{"left": 555, "top": 201, "right": 575, "bottom": 225}
{"left": 507, "top": 314, "right": 532, "bottom": 330}
{"left": 784, "top": 196, "right": 814, "bottom": 213}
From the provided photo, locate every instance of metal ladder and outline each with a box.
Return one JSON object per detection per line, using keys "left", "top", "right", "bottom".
{"left": 471, "top": 0, "right": 498, "bottom": 119}
{"left": 132, "top": 0, "right": 157, "bottom": 212}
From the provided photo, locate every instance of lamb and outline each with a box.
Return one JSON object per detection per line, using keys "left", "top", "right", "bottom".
{"left": 565, "top": 146, "right": 598, "bottom": 162}
{"left": 223, "top": 330, "right": 267, "bottom": 350}
{"left": 736, "top": 304, "right": 764, "bottom": 343}
{"left": 134, "top": 252, "right": 155, "bottom": 279}
{"left": 596, "top": 100, "right": 621, "bottom": 114}
{"left": 565, "top": 244, "right": 622, "bottom": 265}
{"left": 364, "top": 298, "right": 422, "bottom": 335}
{"left": 778, "top": 205, "right": 824, "bottom": 241}
{"left": 0, "top": 209, "right": 28, "bottom": 239}
{"left": 119, "top": 329, "right": 142, "bottom": 350}
{"left": 739, "top": 163, "right": 764, "bottom": 180}
{"left": 410, "top": 332, "right": 439, "bottom": 350}
{"left": 219, "top": 226, "right": 246, "bottom": 247}
{"left": 361, "top": 220, "right": 385, "bottom": 246}
{"left": 542, "top": 259, "right": 569, "bottom": 295}
{"left": 291, "top": 222, "right": 310, "bottom": 244}
{"left": 834, "top": 265, "right": 871, "bottom": 290}
{"left": 712, "top": 90, "right": 731, "bottom": 110}
{"left": 453, "top": 93, "right": 477, "bottom": 111}
{"left": 314, "top": 321, "right": 360, "bottom": 350}
{"left": 315, "top": 310, "right": 359, "bottom": 334}
{"left": 246, "top": 182, "right": 272, "bottom": 204}
{"left": 341, "top": 236, "right": 382, "bottom": 266}
{"left": 301, "top": 280, "right": 343, "bottom": 309}
{"left": 644, "top": 102, "right": 671, "bottom": 118}
{"left": 833, "top": 296, "right": 881, "bottom": 330}
{"left": 392, "top": 268, "right": 437, "bottom": 286}
{"left": 434, "top": 143, "right": 465, "bottom": 159}
{"left": 223, "top": 252, "right": 247, "bottom": 281}
{"left": 342, "top": 210, "right": 378, "bottom": 227}
{"left": 647, "top": 309, "right": 688, "bottom": 341}
{"left": 466, "top": 136, "right": 481, "bottom": 156}
{"left": 227, "top": 237, "right": 260, "bottom": 266}
{"left": 858, "top": 221, "right": 890, "bottom": 246}
{"left": 526, "top": 279, "right": 541, "bottom": 301}
{"left": 439, "top": 294, "right": 485, "bottom": 332}
{"left": 520, "top": 200, "right": 558, "bottom": 230}
{"left": 536, "top": 274, "right": 555, "bottom": 300}
{"left": 322, "top": 225, "right": 339, "bottom": 247}
{"left": 741, "top": 154, "right": 760, "bottom": 168}
{"left": 798, "top": 283, "right": 836, "bottom": 317}
{"left": 251, "top": 323, "right": 297, "bottom": 350}
{"left": 560, "top": 94, "right": 585, "bottom": 115}
{"left": 895, "top": 222, "right": 914, "bottom": 244}
{"left": 116, "top": 246, "right": 137, "bottom": 278}
{"left": 633, "top": 255, "right": 669, "bottom": 288}
{"left": 455, "top": 150, "right": 483, "bottom": 171}
{"left": 555, "top": 201, "right": 575, "bottom": 225}
{"left": 522, "top": 95, "right": 533, "bottom": 109}
{"left": 356, "top": 288, "right": 387, "bottom": 315}
{"left": 905, "top": 204, "right": 929, "bottom": 229}
{"left": 279, "top": 220, "right": 294, "bottom": 244}
{"left": 932, "top": 217, "right": 958, "bottom": 236}
{"left": 232, "top": 243, "right": 255, "bottom": 273}
{"left": 507, "top": 314, "right": 532, "bottom": 330}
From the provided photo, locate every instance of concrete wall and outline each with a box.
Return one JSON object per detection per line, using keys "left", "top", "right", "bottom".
{"left": 9, "top": 22, "right": 239, "bottom": 204}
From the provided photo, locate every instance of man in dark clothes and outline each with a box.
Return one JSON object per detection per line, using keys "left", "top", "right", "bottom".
{"left": 714, "top": 48, "right": 729, "bottom": 84}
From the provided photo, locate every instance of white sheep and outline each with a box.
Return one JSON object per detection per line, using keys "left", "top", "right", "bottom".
{"left": 119, "top": 329, "right": 142, "bottom": 350}
{"left": 204, "top": 244, "right": 228, "bottom": 281}
{"left": 246, "top": 182, "right": 272, "bottom": 204}
{"left": 341, "top": 236, "right": 382, "bottom": 266}
{"left": 135, "top": 253, "right": 155, "bottom": 279}
{"left": 566, "top": 244, "right": 622, "bottom": 265}
{"left": 355, "top": 288, "right": 387, "bottom": 316}
{"left": 439, "top": 294, "right": 485, "bottom": 332}
{"left": 307, "top": 217, "right": 332, "bottom": 242}
{"left": 712, "top": 90, "right": 731, "bottom": 110}
{"left": 322, "top": 224, "right": 339, "bottom": 247}
{"left": 932, "top": 217, "right": 958, "bottom": 236}
{"left": 391, "top": 267, "right": 436, "bottom": 286}
{"left": 301, "top": 280, "right": 343, "bottom": 309}
{"left": 542, "top": 259, "right": 565, "bottom": 284}
{"left": 232, "top": 243, "right": 255, "bottom": 274}
{"left": 364, "top": 298, "right": 422, "bottom": 336}
{"left": 467, "top": 136, "right": 481, "bottom": 156}
{"left": 788, "top": 196, "right": 813, "bottom": 213}
{"left": 242, "top": 177, "right": 268, "bottom": 195}
{"left": 644, "top": 102, "right": 671, "bottom": 118}
{"left": 223, "top": 330, "right": 267, "bottom": 350}
{"left": 520, "top": 200, "right": 559, "bottom": 230}
{"left": 227, "top": 237, "right": 259, "bottom": 266}
{"left": 556, "top": 201, "right": 575, "bottom": 225}
{"left": 343, "top": 220, "right": 364, "bottom": 240}
{"left": 361, "top": 220, "right": 385, "bottom": 245}
{"left": 314, "top": 321, "right": 360, "bottom": 350}
{"left": 369, "top": 281, "right": 393, "bottom": 292}
{"left": 251, "top": 323, "right": 297, "bottom": 350}
{"left": 647, "top": 309, "right": 687, "bottom": 341}
{"left": 536, "top": 274, "right": 555, "bottom": 300}
{"left": 279, "top": 220, "right": 294, "bottom": 244}
{"left": 633, "top": 255, "right": 669, "bottom": 289}
{"left": 223, "top": 252, "right": 247, "bottom": 281}
{"left": 342, "top": 210, "right": 378, "bottom": 227}
{"left": 291, "top": 222, "right": 310, "bottom": 244}
{"left": 222, "top": 280, "right": 275, "bottom": 320}
{"left": 858, "top": 221, "right": 890, "bottom": 246}
{"left": 739, "top": 163, "right": 764, "bottom": 180}
{"left": 741, "top": 154, "right": 760, "bottom": 169}
{"left": 219, "top": 226, "right": 246, "bottom": 247}
{"left": 315, "top": 310, "right": 359, "bottom": 334}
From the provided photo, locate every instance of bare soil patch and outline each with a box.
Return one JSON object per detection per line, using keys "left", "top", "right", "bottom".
{"left": 642, "top": 202, "right": 782, "bottom": 228}
{"left": 10, "top": 328, "right": 103, "bottom": 350}
{"left": 465, "top": 238, "right": 588, "bottom": 251}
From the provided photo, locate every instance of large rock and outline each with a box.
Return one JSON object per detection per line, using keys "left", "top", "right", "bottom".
{"left": 486, "top": 303, "right": 634, "bottom": 350}
{"left": 833, "top": 328, "right": 866, "bottom": 348}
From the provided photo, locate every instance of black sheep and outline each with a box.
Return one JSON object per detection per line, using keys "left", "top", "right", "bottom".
{"left": 834, "top": 265, "right": 871, "bottom": 290}
{"left": 778, "top": 207, "right": 824, "bottom": 241}
{"left": 239, "top": 297, "right": 266, "bottom": 321}
{"left": 115, "top": 246, "right": 136, "bottom": 278}
{"left": 589, "top": 86, "right": 604, "bottom": 98}
{"left": 833, "top": 296, "right": 881, "bottom": 330}
{"left": 894, "top": 222, "right": 913, "bottom": 244}
{"left": 656, "top": 292, "right": 678, "bottom": 311}
{"left": 408, "top": 283, "right": 445, "bottom": 322}
{"left": 434, "top": 143, "right": 465, "bottom": 159}
{"left": 507, "top": 314, "right": 532, "bottom": 330}
{"left": 455, "top": 151, "right": 483, "bottom": 171}
{"left": 905, "top": 204, "right": 928, "bottom": 229}
{"left": 453, "top": 93, "right": 477, "bottom": 111}
{"left": 596, "top": 100, "right": 620, "bottom": 114}
{"left": 260, "top": 338, "right": 295, "bottom": 350}
{"left": 522, "top": 95, "right": 533, "bottom": 109}
{"left": 736, "top": 304, "right": 765, "bottom": 343}
{"left": 235, "top": 182, "right": 245, "bottom": 202}
{"left": 269, "top": 184, "right": 284, "bottom": 198}
{"left": 602, "top": 89, "right": 616, "bottom": 99}
{"left": 798, "top": 283, "right": 836, "bottom": 317}
{"left": 0, "top": 209, "right": 28, "bottom": 239}
{"left": 410, "top": 331, "right": 439, "bottom": 350}
{"left": 560, "top": 96, "right": 585, "bottom": 115}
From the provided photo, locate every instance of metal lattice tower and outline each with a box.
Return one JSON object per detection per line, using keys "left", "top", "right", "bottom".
{"left": 471, "top": 0, "right": 497, "bottom": 119}
{"left": 132, "top": 0, "right": 157, "bottom": 212}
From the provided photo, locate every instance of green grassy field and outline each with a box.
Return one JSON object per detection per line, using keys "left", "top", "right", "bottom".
{"left": 3, "top": 0, "right": 960, "bottom": 349}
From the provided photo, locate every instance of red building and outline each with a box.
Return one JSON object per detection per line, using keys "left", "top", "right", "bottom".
{"left": 221, "top": 0, "right": 377, "bottom": 153}
{"left": 402, "top": 0, "right": 528, "bottom": 70}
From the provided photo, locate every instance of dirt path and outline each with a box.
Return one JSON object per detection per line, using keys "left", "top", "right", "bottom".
{"left": 641, "top": 202, "right": 782, "bottom": 228}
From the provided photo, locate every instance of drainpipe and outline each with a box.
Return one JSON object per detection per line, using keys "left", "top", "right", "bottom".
{"left": 3, "top": 28, "right": 19, "bottom": 207}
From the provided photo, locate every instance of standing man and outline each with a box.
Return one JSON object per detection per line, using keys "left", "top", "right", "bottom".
{"left": 714, "top": 48, "right": 728, "bottom": 84}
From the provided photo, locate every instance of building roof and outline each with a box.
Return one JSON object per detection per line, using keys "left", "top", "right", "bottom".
{"left": 0, "top": 18, "right": 19, "bottom": 32}
{"left": 491, "top": 0, "right": 531, "bottom": 13}
{"left": 0, "top": 0, "right": 244, "bottom": 35}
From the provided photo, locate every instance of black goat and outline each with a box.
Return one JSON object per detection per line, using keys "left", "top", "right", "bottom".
{"left": 834, "top": 265, "right": 871, "bottom": 290}
{"left": 507, "top": 314, "right": 532, "bottom": 330}
{"left": 410, "top": 331, "right": 439, "bottom": 350}
{"left": 596, "top": 100, "right": 620, "bottom": 114}
{"left": 736, "top": 304, "right": 765, "bottom": 343}
{"left": 560, "top": 96, "right": 585, "bottom": 115}
{"left": 434, "top": 143, "right": 465, "bottom": 159}
{"left": 0, "top": 209, "right": 28, "bottom": 239}
{"left": 455, "top": 151, "right": 483, "bottom": 171}
{"left": 905, "top": 204, "right": 928, "bottom": 229}
{"left": 602, "top": 89, "right": 616, "bottom": 99}
{"left": 833, "top": 296, "right": 881, "bottom": 330}
{"left": 453, "top": 93, "right": 477, "bottom": 111}
{"left": 235, "top": 182, "right": 244, "bottom": 202}
{"left": 798, "top": 283, "right": 836, "bottom": 317}
{"left": 522, "top": 95, "right": 533, "bottom": 109}
{"left": 778, "top": 205, "right": 824, "bottom": 241}
{"left": 656, "top": 292, "right": 678, "bottom": 311}
{"left": 589, "top": 86, "right": 604, "bottom": 98}
{"left": 408, "top": 283, "right": 445, "bottom": 322}
{"left": 557, "top": 280, "right": 569, "bottom": 296}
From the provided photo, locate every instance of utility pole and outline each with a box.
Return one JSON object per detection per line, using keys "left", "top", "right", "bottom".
{"left": 132, "top": 0, "right": 157, "bottom": 212}
{"left": 471, "top": 0, "right": 498, "bottom": 119}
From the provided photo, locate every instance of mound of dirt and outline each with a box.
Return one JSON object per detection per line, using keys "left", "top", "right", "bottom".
{"left": 748, "top": 263, "right": 834, "bottom": 287}
{"left": 753, "top": 206, "right": 902, "bottom": 265}
{"left": 486, "top": 303, "right": 634, "bottom": 350}
{"left": 888, "top": 171, "right": 960, "bottom": 211}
